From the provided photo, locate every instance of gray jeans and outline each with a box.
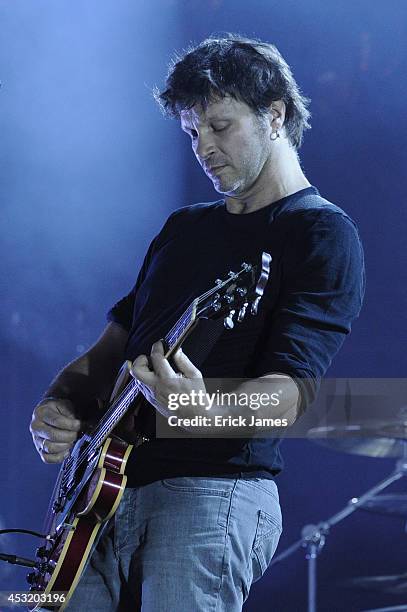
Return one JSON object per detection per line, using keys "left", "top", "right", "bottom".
{"left": 65, "top": 475, "right": 282, "bottom": 611}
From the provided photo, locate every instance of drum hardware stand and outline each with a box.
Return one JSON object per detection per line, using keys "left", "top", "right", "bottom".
{"left": 270, "top": 458, "right": 407, "bottom": 612}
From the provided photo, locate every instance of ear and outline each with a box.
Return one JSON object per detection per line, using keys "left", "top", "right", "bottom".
{"left": 267, "top": 100, "right": 286, "bottom": 132}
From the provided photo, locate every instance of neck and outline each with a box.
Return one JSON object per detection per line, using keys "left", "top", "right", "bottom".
{"left": 225, "top": 142, "right": 311, "bottom": 214}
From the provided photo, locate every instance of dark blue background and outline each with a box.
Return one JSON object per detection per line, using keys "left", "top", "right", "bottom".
{"left": 1, "top": 1, "right": 406, "bottom": 610}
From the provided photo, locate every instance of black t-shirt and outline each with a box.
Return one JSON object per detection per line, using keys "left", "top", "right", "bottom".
{"left": 107, "top": 187, "right": 365, "bottom": 485}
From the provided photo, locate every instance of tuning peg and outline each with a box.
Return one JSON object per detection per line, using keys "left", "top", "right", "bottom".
{"left": 36, "top": 546, "right": 48, "bottom": 559}
{"left": 224, "top": 309, "right": 236, "bottom": 329}
{"left": 236, "top": 287, "right": 247, "bottom": 297}
{"left": 52, "top": 500, "right": 63, "bottom": 513}
{"left": 251, "top": 297, "right": 261, "bottom": 316}
{"left": 26, "top": 571, "right": 37, "bottom": 585}
{"left": 237, "top": 302, "right": 249, "bottom": 322}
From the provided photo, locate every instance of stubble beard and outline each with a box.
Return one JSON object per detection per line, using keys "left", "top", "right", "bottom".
{"left": 212, "top": 172, "right": 245, "bottom": 196}
{"left": 211, "top": 118, "right": 271, "bottom": 196}
{"left": 210, "top": 156, "right": 254, "bottom": 196}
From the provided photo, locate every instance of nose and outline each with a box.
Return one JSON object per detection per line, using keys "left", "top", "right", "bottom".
{"left": 194, "top": 131, "right": 216, "bottom": 163}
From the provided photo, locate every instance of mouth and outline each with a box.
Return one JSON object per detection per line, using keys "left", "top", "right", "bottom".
{"left": 206, "top": 165, "right": 227, "bottom": 176}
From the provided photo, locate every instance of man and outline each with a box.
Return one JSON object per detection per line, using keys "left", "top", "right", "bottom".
{"left": 30, "top": 35, "right": 365, "bottom": 611}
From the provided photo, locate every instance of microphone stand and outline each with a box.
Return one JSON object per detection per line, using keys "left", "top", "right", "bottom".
{"left": 270, "top": 459, "right": 407, "bottom": 611}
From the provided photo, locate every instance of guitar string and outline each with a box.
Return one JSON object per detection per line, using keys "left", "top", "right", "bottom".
{"left": 60, "top": 302, "right": 196, "bottom": 489}
{"left": 83, "top": 275, "right": 230, "bottom": 445}
{"left": 91, "top": 302, "right": 193, "bottom": 439}
{"left": 88, "top": 302, "right": 192, "bottom": 447}
{"left": 88, "top": 301, "right": 194, "bottom": 439}
{"left": 59, "top": 270, "right": 249, "bottom": 492}
{"left": 61, "top": 358, "right": 175, "bottom": 489}
{"left": 59, "top": 271, "right": 246, "bottom": 491}
{"left": 60, "top": 270, "right": 250, "bottom": 491}
{"left": 61, "top": 370, "right": 152, "bottom": 488}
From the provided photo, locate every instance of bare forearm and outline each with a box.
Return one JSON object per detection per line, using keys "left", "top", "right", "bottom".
{"left": 41, "top": 323, "right": 128, "bottom": 408}
{"left": 43, "top": 353, "right": 116, "bottom": 403}
{"left": 32, "top": 324, "right": 128, "bottom": 461}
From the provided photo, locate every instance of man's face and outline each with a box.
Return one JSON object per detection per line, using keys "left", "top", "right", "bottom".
{"left": 180, "top": 96, "right": 272, "bottom": 197}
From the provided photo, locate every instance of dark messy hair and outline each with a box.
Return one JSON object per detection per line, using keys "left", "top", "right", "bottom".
{"left": 155, "top": 34, "right": 311, "bottom": 149}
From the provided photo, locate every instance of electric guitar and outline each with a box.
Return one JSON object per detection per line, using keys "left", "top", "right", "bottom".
{"left": 27, "top": 252, "right": 272, "bottom": 610}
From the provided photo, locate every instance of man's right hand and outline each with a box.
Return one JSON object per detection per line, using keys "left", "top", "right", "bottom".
{"left": 30, "top": 399, "right": 82, "bottom": 464}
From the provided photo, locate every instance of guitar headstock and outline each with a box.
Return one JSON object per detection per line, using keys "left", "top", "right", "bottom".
{"left": 195, "top": 251, "right": 272, "bottom": 329}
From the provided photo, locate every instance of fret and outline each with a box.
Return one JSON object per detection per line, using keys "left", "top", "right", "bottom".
{"left": 38, "top": 254, "right": 273, "bottom": 609}
{"left": 60, "top": 257, "right": 268, "bottom": 494}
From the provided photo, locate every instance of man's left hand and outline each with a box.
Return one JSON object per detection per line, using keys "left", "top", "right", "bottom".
{"left": 131, "top": 341, "right": 207, "bottom": 417}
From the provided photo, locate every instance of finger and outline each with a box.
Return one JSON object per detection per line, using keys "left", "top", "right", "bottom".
{"left": 172, "top": 348, "right": 202, "bottom": 378}
{"left": 40, "top": 450, "right": 70, "bottom": 464}
{"left": 151, "top": 340, "right": 164, "bottom": 356}
{"left": 150, "top": 341, "right": 176, "bottom": 379}
{"left": 38, "top": 398, "right": 79, "bottom": 421}
{"left": 39, "top": 440, "right": 73, "bottom": 455}
{"left": 131, "top": 354, "right": 156, "bottom": 386}
{"left": 37, "top": 402, "right": 82, "bottom": 431}
{"left": 42, "top": 412, "right": 82, "bottom": 432}
{"left": 31, "top": 421, "right": 80, "bottom": 443}
{"left": 50, "top": 399, "right": 77, "bottom": 419}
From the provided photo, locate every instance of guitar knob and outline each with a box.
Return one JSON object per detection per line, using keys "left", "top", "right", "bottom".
{"left": 26, "top": 571, "right": 37, "bottom": 585}
{"left": 237, "top": 303, "right": 248, "bottom": 323}
{"left": 224, "top": 310, "right": 236, "bottom": 329}
{"left": 36, "top": 546, "right": 48, "bottom": 559}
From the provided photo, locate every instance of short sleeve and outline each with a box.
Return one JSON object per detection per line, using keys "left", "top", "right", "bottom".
{"left": 252, "top": 211, "right": 365, "bottom": 412}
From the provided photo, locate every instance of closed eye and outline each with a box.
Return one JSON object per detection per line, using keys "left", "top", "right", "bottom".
{"left": 212, "top": 125, "right": 228, "bottom": 133}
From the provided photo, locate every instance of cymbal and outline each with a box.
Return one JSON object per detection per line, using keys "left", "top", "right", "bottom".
{"left": 361, "top": 607, "right": 407, "bottom": 612}
{"left": 307, "top": 422, "right": 407, "bottom": 458}
{"left": 345, "top": 572, "right": 407, "bottom": 596}
{"left": 359, "top": 494, "right": 407, "bottom": 517}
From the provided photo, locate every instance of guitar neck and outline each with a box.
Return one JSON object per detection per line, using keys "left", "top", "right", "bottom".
{"left": 81, "top": 256, "right": 267, "bottom": 454}
{"left": 86, "top": 301, "right": 198, "bottom": 452}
